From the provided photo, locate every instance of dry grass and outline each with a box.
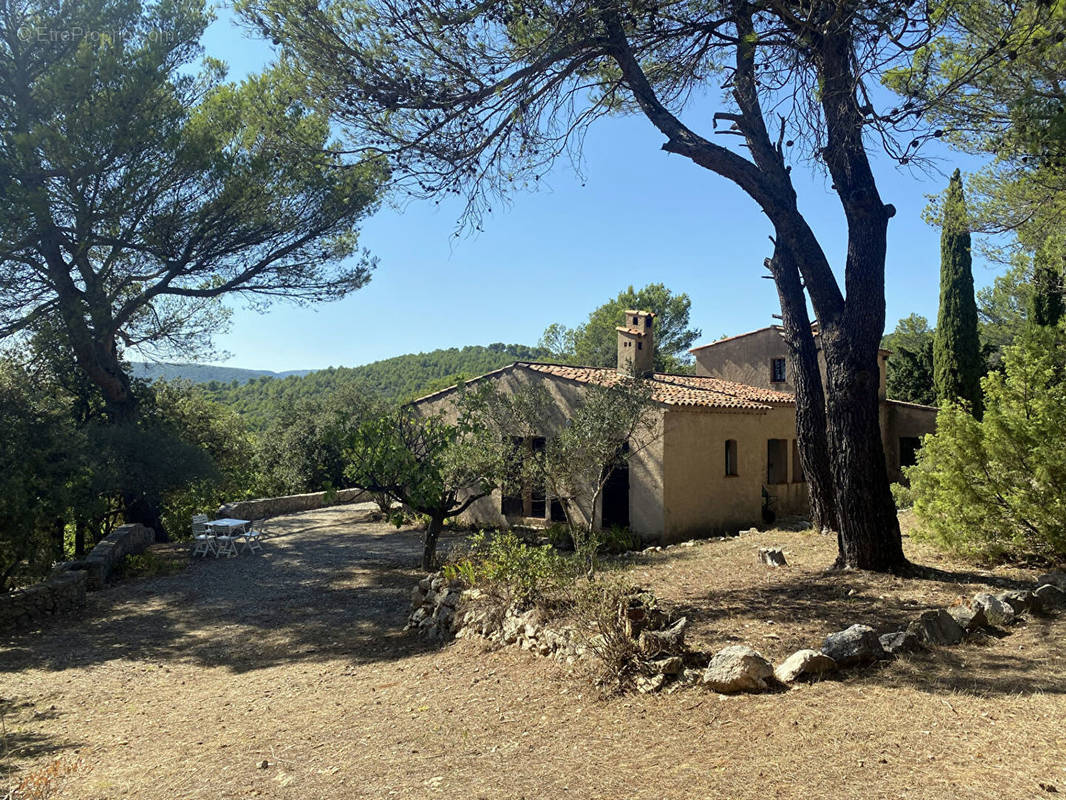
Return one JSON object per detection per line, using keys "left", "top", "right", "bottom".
{"left": 1, "top": 507, "right": 1064, "bottom": 800}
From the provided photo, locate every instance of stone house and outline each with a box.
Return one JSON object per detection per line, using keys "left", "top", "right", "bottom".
{"left": 689, "top": 325, "right": 938, "bottom": 483}
{"left": 415, "top": 311, "right": 818, "bottom": 545}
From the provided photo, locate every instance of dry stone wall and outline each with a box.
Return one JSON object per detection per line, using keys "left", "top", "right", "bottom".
{"left": 0, "top": 523, "right": 155, "bottom": 634}
{"left": 217, "top": 488, "right": 367, "bottom": 520}
{"left": 405, "top": 566, "right": 1066, "bottom": 695}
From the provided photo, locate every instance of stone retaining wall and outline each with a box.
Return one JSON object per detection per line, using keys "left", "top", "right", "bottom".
{"left": 217, "top": 488, "right": 368, "bottom": 520}
{"left": 80, "top": 523, "right": 156, "bottom": 590}
{"left": 0, "top": 568, "right": 87, "bottom": 633}
{"left": 0, "top": 523, "right": 155, "bottom": 634}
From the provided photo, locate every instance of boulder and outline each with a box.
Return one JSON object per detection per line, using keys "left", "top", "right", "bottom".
{"left": 996, "top": 590, "right": 1036, "bottom": 614}
{"left": 821, "top": 625, "right": 886, "bottom": 667}
{"left": 972, "top": 593, "right": 1016, "bottom": 627}
{"left": 879, "top": 629, "right": 922, "bottom": 656}
{"left": 650, "top": 655, "right": 684, "bottom": 676}
{"left": 759, "top": 547, "right": 788, "bottom": 567}
{"left": 948, "top": 604, "right": 988, "bottom": 634}
{"left": 1036, "top": 570, "right": 1066, "bottom": 591}
{"left": 773, "top": 649, "right": 837, "bottom": 683}
{"left": 1034, "top": 583, "right": 1066, "bottom": 611}
{"left": 701, "top": 645, "right": 775, "bottom": 693}
{"left": 638, "top": 617, "right": 687, "bottom": 657}
{"left": 908, "top": 609, "right": 965, "bottom": 646}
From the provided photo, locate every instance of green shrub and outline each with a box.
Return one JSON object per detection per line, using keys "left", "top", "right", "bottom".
{"left": 598, "top": 525, "right": 641, "bottom": 555}
{"left": 890, "top": 482, "right": 915, "bottom": 510}
{"left": 443, "top": 531, "right": 574, "bottom": 605}
{"left": 908, "top": 325, "right": 1066, "bottom": 562}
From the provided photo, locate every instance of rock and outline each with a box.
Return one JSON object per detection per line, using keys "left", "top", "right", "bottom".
{"left": 774, "top": 649, "right": 837, "bottom": 683}
{"left": 439, "top": 588, "right": 460, "bottom": 608}
{"left": 1035, "top": 583, "right": 1066, "bottom": 610}
{"left": 701, "top": 645, "right": 775, "bottom": 693}
{"left": 430, "top": 576, "right": 445, "bottom": 591}
{"left": 908, "top": 609, "right": 965, "bottom": 646}
{"left": 972, "top": 593, "right": 1016, "bottom": 627}
{"left": 500, "top": 615, "right": 523, "bottom": 644}
{"left": 821, "top": 625, "right": 886, "bottom": 667}
{"left": 996, "top": 590, "right": 1035, "bottom": 614}
{"left": 418, "top": 576, "right": 433, "bottom": 591}
{"left": 638, "top": 617, "right": 687, "bottom": 657}
{"left": 879, "top": 630, "right": 922, "bottom": 656}
{"left": 636, "top": 673, "right": 666, "bottom": 694}
{"left": 759, "top": 547, "right": 788, "bottom": 567}
{"left": 410, "top": 586, "right": 425, "bottom": 608}
{"left": 650, "top": 655, "right": 684, "bottom": 676}
{"left": 1037, "top": 570, "right": 1066, "bottom": 591}
{"left": 948, "top": 604, "right": 988, "bottom": 633}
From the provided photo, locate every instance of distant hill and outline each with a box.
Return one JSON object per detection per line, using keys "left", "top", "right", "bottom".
{"left": 131, "top": 362, "right": 313, "bottom": 384}
{"left": 176, "top": 343, "right": 549, "bottom": 430}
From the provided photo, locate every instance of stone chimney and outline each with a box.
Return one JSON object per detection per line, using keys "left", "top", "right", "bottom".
{"left": 616, "top": 310, "right": 655, "bottom": 376}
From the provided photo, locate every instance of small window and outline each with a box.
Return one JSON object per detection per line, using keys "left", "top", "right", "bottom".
{"left": 791, "top": 440, "right": 805, "bottom": 483}
{"left": 767, "top": 438, "right": 788, "bottom": 484}
{"left": 645, "top": 316, "right": 652, "bottom": 328}
{"left": 725, "top": 439, "right": 738, "bottom": 476}
{"left": 771, "top": 357, "right": 787, "bottom": 383}
{"left": 633, "top": 315, "right": 639, "bottom": 325}
{"left": 637, "top": 341, "right": 643, "bottom": 350}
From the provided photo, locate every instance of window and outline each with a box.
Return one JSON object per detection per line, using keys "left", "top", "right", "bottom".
{"left": 767, "top": 439, "right": 788, "bottom": 484}
{"left": 900, "top": 436, "right": 921, "bottom": 468}
{"left": 791, "top": 440, "right": 805, "bottom": 483}
{"left": 501, "top": 436, "right": 547, "bottom": 518}
{"left": 771, "top": 357, "right": 787, "bottom": 383}
{"left": 725, "top": 439, "right": 738, "bottom": 476}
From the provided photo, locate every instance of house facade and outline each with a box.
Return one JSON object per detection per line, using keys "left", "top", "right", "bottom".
{"left": 689, "top": 325, "right": 937, "bottom": 482}
{"left": 415, "top": 312, "right": 814, "bottom": 545}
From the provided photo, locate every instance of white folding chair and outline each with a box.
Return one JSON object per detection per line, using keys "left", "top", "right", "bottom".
{"left": 241, "top": 520, "right": 265, "bottom": 554}
{"left": 191, "top": 516, "right": 216, "bottom": 557}
{"left": 213, "top": 526, "right": 240, "bottom": 558}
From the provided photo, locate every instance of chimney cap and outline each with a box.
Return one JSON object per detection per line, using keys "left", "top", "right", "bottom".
{"left": 622, "top": 309, "right": 656, "bottom": 317}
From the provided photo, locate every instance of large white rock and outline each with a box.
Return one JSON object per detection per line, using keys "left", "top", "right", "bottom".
{"left": 1037, "top": 570, "right": 1066, "bottom": 591}
{"left": 972, "top": 593, "right": 1016, "bottom": 627}
{"left": 774, "top": 649, "right": 837, "bottom": 684}
{"left": 702, "top": 645, "right": 775, "bottom": 693}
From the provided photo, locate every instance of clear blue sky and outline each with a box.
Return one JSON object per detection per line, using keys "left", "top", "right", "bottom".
{"left": 200, "top": 11, "right": 997, "bottom": 373}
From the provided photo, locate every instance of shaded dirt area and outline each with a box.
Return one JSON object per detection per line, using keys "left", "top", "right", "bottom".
{"left": 2, "top": 508, "right": 1064, "bottom": 800}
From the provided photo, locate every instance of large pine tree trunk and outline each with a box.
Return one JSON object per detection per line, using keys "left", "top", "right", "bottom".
{"left": 821, "top": 324, "right": 906, "bottom": 570}
{"left": 766, "top": 248, "right": 838, "bottom": 534}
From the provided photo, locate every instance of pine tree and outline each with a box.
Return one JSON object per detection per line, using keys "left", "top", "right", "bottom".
{"left": 934, "top": 170, "right": 984, "bottom": 417}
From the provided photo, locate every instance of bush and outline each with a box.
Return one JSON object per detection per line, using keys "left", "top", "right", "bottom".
{"left": 443, "top": 531, "right": 574, "bottom": 605}
{"left": 908, "top": 325, "right": 1066, "bottom": 562}
{"left": 571, "top": 579, "right": 657, "bottom": 693}
{"left": 890, "top": 482, "right": 915, "bottom": 510}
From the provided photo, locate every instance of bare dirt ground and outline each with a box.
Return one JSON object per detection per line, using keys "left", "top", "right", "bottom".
{"left": 2, "top": 507, "right": 1064, "bottom": 800}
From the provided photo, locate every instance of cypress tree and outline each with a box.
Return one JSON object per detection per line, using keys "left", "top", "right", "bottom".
{"left": 933, "top": 170, "right": 984, "bottom": 416}
{"left": 1032, "top": 243, "right": 1064, "bottom": 327}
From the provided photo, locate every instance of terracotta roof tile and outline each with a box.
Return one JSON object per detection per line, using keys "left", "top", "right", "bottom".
{"left": 517, "top": 363, "right": 794, "bottom": 411}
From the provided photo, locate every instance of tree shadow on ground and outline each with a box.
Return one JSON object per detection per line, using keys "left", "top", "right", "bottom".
{"left": 0, "top": 699, "right": 82, "bottom": 776}
{"left": 0, "top": 509, "right": 463, "bottom": 676}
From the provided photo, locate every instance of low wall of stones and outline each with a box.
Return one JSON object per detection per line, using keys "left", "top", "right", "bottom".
{"left": 0, "top": 568, "right": 87, "bottom": 633}
{"left": 80, "top": 523, "right": 156, "bottom": 591}
{"left": 0, "top": 523, "right": 156, "bottom": 634}
{"left": 217, "top": 488, "right": 368, "bottom": 521}
{"left": 406, "top": 565, "right": 1066, "bottom": 695}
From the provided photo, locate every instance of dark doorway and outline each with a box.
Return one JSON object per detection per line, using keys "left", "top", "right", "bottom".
{"left": 600, "top": 443, "right": 630, "bottom": 529}
{"left": 900, "top": 436, "right": 921, "bottom": 468}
